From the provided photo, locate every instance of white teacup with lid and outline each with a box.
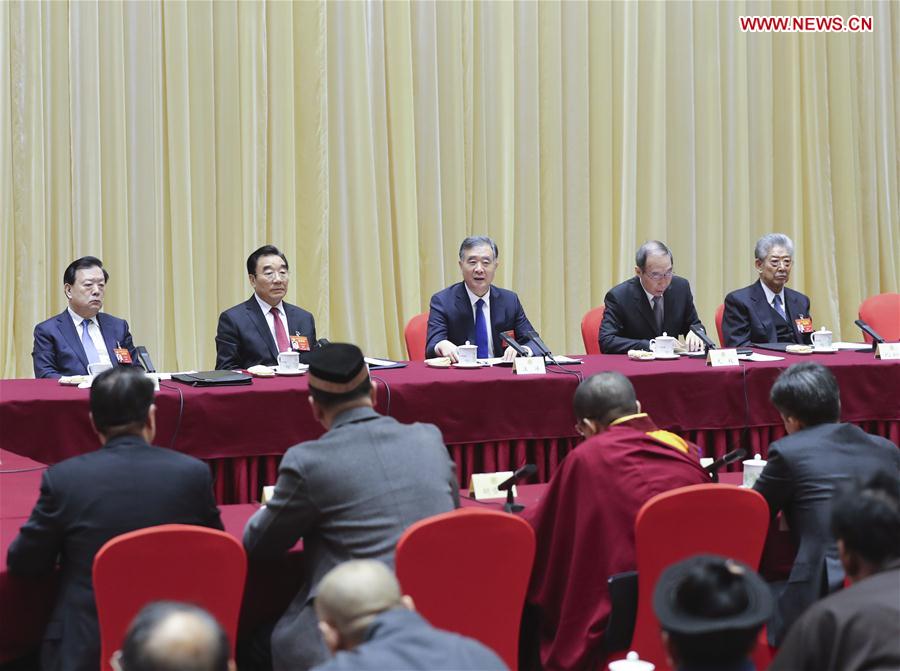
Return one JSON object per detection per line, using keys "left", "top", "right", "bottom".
{"left": 608, "top": 651, "right": 655, "bottom": 671}
{"left": 277, "top": 350, "right": 300, "bottom": 371}
{"left": 811, "top": 327, "right": 833, "bottom": 351}
{"left": 742, "top": 453, "right": 767, "bottom": 488}
{"left": 649, "top": 333, "right": 676, "bottom": 357}
{"left": 457, "top": 341, "right": 479, "bottom": 366}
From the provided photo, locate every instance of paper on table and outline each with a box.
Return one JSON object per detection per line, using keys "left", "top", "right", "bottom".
{"left": 543, "top": 355, "right": 583, "bottom": 364}
{"left": 833, "top": 342, "right": 871, "bottom": 351}
{"left": 738, "top": 353, "right": 784, "bottom": 362}
{"left": 364, "top": 356, "right": 399, "bottom": 367}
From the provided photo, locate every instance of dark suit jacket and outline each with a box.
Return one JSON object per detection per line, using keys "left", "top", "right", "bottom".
{"left": 722, "top": 280, "right": 812, "bottom": 347}
{"left": 215, "top": 296, "right": 316, "bottom": 370}
{"left": 6, "top": 435, "right": 223, "bottom": 671}
{"left": 753, "top": 423, "right": 900, "bottom": 645}
{"left": 32, "top": 311, "right": 137, "bottom": 379}
{"left": 425, "top": 282, "right": 536, "bottom": 358}
{"left": 599, "top": 276, "right": 703, "bottom": 354}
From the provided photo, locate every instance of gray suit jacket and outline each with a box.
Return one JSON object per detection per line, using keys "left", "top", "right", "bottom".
{"left": 243, "top": 406, "right": 459, "bottom": 671}
{"left": 753, "top": 423, "right": 900, "bottom": 645}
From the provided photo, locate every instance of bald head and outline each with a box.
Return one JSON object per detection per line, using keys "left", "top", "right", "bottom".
{"left": 315, "top": 560, "right": 408, "bottom": 650}
{"left": 573, "top": 372, "right": 639, "bottom": 427}
{"left": 117, "top": 602, "right": 232, "bottom": 671}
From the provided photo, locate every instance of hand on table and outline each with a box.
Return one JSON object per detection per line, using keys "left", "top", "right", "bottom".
{"left": 684, "top": 330, "right": 705, "bottom": 352}
{"left": 435, "top": 341, "right": 460, "bottom": 363}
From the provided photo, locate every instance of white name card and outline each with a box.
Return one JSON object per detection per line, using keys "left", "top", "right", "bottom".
{"left": 468, "top": 472, "right": 516, "bottom": 500}
{"left": 514, "top": 357, "right": 547, "bottom": 375}
{"left": 875, "top": 343, "right": 900, "bottom": 360}
{"left": 261, "top": 485, "right": 275, "bottom": 504}
{"left": 707, "top": 348, "right": 740, "bottom": 367}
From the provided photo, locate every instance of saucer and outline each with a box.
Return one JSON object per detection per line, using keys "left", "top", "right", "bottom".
{"left": 652, "top": 353, "right": 680, "bottom": 360}
{"left": 274, "top": 366, "right": 306, "bottom": 376}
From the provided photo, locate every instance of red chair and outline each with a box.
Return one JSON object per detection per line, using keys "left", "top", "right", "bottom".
{"left": 581, "top": 306, "right": 605, "bottom": 354}
{"left": 404, "top": 312, "right": 429, "bottom": 360}
{"left": 715, "top": 303, "right": 726, "bottom": 347}
{"left": 395, "top": 508, "right": 535, "bottom": 670}
{"left": 621, "top": 484, "right": 770, "bottom": 671}
{"left": 858, "top": 293, "right": 900, "bottom": 342}
{"left": 93, "top": 524, "right": 246, "bottom": 670}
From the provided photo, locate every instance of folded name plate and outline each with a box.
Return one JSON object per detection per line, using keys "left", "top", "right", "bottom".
{"left": 514, "top": 357, "right": 547, "bottom": 375}
{"left": 707, "top": 349, "right": 739, "bottom": 367}
{"left": 875, "top": 343, "right": 900, "bottom": 360}
{"left": 468, "top": 472, "right": 517, "bottom": 500}
{"left": 261, "top": 485, "right": 275, "bottom": 505}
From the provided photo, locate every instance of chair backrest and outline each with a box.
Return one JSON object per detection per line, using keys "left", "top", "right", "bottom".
{"left": 93, "top": 524, "right": 247, "bottom": 670}
{"left": 404, "top": 312, "right": 429, "bottom": 360}
{"left": 627, "top": 484, "right": 769, "bottom": 671}
{"left": 858, "top": 293, "right": 900, "bottom": 342}
{"left": 715, "top": 303, "right": 726, "bottom": 347}
{"left": 395, "top": 508, "right": 536, "bottom": 669}
{"left": 581, "top": 306, "right": 605, "bottom": 354}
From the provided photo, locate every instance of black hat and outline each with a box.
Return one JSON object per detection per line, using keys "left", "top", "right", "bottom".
{"left": 308, "top": 343, "right": 369, "bottom": 393}
{"left": 653, "top": 554, "right": 773, "bottom": 635}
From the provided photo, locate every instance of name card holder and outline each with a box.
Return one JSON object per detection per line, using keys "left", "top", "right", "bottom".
{"left": 261, "top": 485, "right": 275, "bottom": 505}
{"left": 469, "top": 472, "right": 516, "bottom": 500}
{"left": 514, "top": 357, "right": 547, "bottom": 375}
{"left": 875, "top": 343, "right": 900, "bottom": 360}
{"left": 707, "top": 348, "right": 740, "bottom": 367}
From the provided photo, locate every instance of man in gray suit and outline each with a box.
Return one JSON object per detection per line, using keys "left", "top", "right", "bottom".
{"left": 243, "top": 343, "right": 459, "bottom": 671}
{"left": 753, "top": 362, "right": 900, "bottom": 645}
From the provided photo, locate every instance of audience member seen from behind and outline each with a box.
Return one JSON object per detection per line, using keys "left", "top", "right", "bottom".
{"left": 523, "top": 372, "right": 709, "bottom": 671}
{"left": 771, "top": 471, "right": 900, "bottom": 671}
{"left": 32, "top": 256, "right": 138, "bottom": 378}
{"left": 113, "top": 601, "right": 235, "bottom": 671}
{"left": 6, "top": 367, "right": 223, "bottom": 671}
{"left": 425, "top": 236, "right": 537, "bottom": 362}
{"left": 311, "top": 560, "right": 507, "bottom": 671}
{"left": 752, "top": 362, "right": 900, "bottom": 645}
{"left": 242, "top": 343, "right": 459, "bottom": 671}
{"left": 598, "top": 241, "right": 705, "bottom": 354}
{"left": 721, "top": 233, "right": 813, "bottom": 347}
{"left": 653, "top": 555, "right": 773, "bottom": 671}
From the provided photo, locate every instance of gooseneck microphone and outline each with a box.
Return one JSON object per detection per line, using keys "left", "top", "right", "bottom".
{"left": 135, "top": 346, "right": 157, "bottom": 373}
{"left": 704, "top": 447, "right": 747, "bottom": 482}
{"left": 499, "top": 332, "right": 529, "bottom": 357}
{"left": 498, "top": 463, "right": 537, "bottom": 513}
{"left": 689, "top": 324, "right": 717, "bottom": 351}
{"left": 854, "top": 319, "right": 885, "bottom": 345}
{"left": 526, "top": 330, "right": 560, "bottom": 365}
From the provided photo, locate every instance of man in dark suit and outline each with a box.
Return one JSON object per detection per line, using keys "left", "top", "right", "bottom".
{"left": 6, "top": 367, "right": 223, "bottom": 671}
{"left": 598, "top": 241, "right": 706, "bottom": 354}
{"left": 722, "top": 233, "right": 813, "bottom": 347}
{"left": 753, "top": 363, "right": 900, "bottom": 645}
{"left": 32, "top": 256, "right": 138, "bottom": 379}
{"left": 425, "top": 236, "right": 536, "bottom": 361}
{"left": 215, "top": 245, "right": 317, "bottom": 370}
{"left": 243, "top": 344, "right": 458, "bottom": 671}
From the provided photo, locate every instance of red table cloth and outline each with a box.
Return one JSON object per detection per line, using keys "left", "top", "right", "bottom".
{"left": 1, "top": 351, "right": 897, "bottom": 503}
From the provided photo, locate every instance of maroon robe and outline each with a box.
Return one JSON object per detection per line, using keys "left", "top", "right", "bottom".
{"left": 522, "top": 414, "right": 709, "bottom": 671}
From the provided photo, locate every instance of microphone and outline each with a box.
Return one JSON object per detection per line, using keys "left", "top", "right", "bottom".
{"left": 135, "top": 346, "right": 157, "bottom": 373}
{"left": 316, "top": 338, "right": 331, "bottom": 348}
{"left": 499, "top": 332, "right": 529, "bottom": 357}
{"left": 690, "top": 324, "right": 717, "bottom": 351}
{"left": 526, "top": 330, "right": 561, "bottom": 365}
{"left": 498, "top": 463, "right": 537, "bottom": 491}
{"left": 704, "top": 447, "right": 747, "bottom": 482}
{"left": 854, "top": 319, "right": 885, "bottom": 345}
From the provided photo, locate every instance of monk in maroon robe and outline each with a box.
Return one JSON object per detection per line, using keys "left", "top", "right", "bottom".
{"left": 522, "top": 371, "right": 709, "bottom": 671}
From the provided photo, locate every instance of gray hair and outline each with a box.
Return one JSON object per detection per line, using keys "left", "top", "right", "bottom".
{"left": 754, "top": 234, "right": 794, "bottom": 261}
{"left": 636, "top": 241, "right": 673, "bottom": 270}
{"left": 459, "top": 236, "right": 499, "bottom": 261}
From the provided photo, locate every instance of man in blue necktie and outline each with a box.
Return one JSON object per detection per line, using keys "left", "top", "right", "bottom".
{"left": 32, "top": 257, "right": 138, "bottom": 379}
{"left": 425, "top": 236, "right": 537, "bottom": 362}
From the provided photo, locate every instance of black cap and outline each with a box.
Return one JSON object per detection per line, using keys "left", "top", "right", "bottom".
{"left": 307, "top": 343, "right": 368, "bottom": 393}
{"left": 653, "top": 554, "right": 773, "bottom": 635}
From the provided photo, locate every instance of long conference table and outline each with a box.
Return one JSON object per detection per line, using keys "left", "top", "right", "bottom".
{"left": 0, "top": 351, "right": 898, "bottom": 504}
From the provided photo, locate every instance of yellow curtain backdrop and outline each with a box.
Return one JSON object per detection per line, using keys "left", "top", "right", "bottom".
{"left": 1, "top": 0, "right": 897, "bottom": 378}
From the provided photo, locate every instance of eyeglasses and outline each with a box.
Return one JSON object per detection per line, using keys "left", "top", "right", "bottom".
{"left": 258, "top": 270, "right": 289, "bottom": 281}
{"left": 643, "top": 269, "right": 673, "bottom": 281}
{"left": 765, "top": 257, "right": 792, "bottom": 269}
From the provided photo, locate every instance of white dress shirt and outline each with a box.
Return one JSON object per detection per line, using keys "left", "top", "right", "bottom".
{"left": 464, "top": 285, "right": 494, "bottom": 357}
{"left": 254, "top": 293, "right": 290, "bottom": 350}
{"left": 67, "top": 308, "right": 112, "bottom": 365}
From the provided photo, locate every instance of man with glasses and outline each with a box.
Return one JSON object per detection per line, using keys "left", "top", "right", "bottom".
{"left": 599, "top": 241, "right": 706, "bottom": 354}
{"left": 523, "top": 372, "right": 709, "bottom": 671}
{"left": 722, "top": 233, "right": 812, "bottom": 347}
{"left": 215, "top": 245, "right": 317, "bottom": 370}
